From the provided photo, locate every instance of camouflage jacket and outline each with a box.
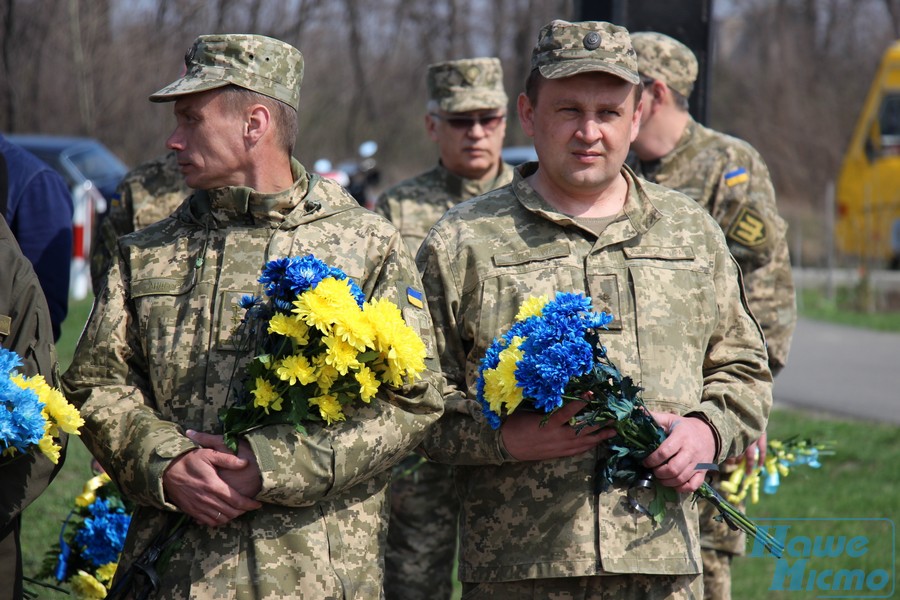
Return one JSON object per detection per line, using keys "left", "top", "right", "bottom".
{"left": 374, "top": 161, "right": 514, "bottom": 256}
{"left": 90, "top": 151, "right": 191, "bottom": 295}
{"left": 634, "top": 119, "right": 796, "bottom": 374}
{"left": 417, "top": 163, "right": 772, "bottom": 581}
{"left": 63, "top": 160, "right": 442, "bottom": 600}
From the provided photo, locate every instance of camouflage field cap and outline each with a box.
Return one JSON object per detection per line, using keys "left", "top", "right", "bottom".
{"left": 530, "top": 20, "right": 639, "bottom": 84}
{"left": 631, "top": 32, "right": 698, "bottom": 98}
{"left": 149, "top": 34, "right": 304, "bottom": 111}
{"left": 426, "top": 57, "right": 508, "bottom": 113}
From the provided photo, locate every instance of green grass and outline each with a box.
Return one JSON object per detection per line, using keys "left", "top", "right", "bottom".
{"left": 798, "top": 287, "right": 900, "bottom": 331}
{"left": 21, "top": 297, "right": 900, "bottom": 598}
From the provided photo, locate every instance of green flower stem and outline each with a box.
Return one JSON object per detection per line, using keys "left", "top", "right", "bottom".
{"left": 695, "top": 482, "right": 784, "bottom": 558}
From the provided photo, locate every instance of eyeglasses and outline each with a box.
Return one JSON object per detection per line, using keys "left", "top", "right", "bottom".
{"left": 430, "top": 113, "right": 506, "bottom": 132}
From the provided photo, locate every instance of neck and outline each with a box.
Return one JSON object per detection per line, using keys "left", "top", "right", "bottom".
{"left": 633, "top": 108, "right": 690, "bottom": 162}
{"left": 530, "top": 171, "right": 628, "bottom": 219}
{"left": 243, "top": 153, "right": 295, "bottom": 194}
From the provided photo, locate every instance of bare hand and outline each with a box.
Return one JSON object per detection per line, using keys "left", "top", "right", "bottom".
{"left": 162, "top": 433, "right": 263, "bottom": 527}
{"left": 727, "top": 431, "right": 767, "bottom": 473}
{"left": 501, "top": 401, "right": 615, "bottom": 461}
{"left": 187, "top": 430, "right": 263, "bottom": 499}
{"left": 643, "top": 412, "right": 716, "bottom": 493}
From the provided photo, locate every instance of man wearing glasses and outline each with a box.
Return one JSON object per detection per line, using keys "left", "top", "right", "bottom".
{"left": 374, "top": 57, "right": 513, "bottom": 600}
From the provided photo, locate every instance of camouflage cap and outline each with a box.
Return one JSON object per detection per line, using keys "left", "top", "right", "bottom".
{"left": 426, "top": 57, "right": 508, "bottom": 113}
{"left": 530, "top": 20, "right": 639, "bottom": 84}
{"left": 631, "top": 32, "right": 698, "bottom": 98}
{"left": 149, "top": 34, "right": 304, "bottom": 111}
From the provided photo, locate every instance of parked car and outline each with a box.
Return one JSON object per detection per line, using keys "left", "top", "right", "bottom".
{"left": 5, "top": 134, "right": 128, "bottom": 207}
{"left": 501, "top": 145, "right": 538, "bottom": 166}
{"left": 5, "top": 134, "right": 129, "bottom": 299}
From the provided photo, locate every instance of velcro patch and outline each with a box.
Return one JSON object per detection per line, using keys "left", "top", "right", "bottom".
{"left": 727, "top": 207, "right": 768, "bottom": 247}
{"left": 0, "top": 314, "right": 10, "bottom": 336}
{"left": 406, "top": 286, "right": 424, "bottom": 309}
{"left": 724, "top": 167, "right": 749, "bottom": 187}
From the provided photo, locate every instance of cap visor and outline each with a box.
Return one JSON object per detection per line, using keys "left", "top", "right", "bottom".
{"left": 539, "top": 62, "right": 639, "bottom": 85}
{"left": 149, "top": 76, "right": 231, "bottom": 103}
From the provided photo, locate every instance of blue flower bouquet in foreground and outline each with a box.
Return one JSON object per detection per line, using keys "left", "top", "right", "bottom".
{"left": 38, "top": 472, "right": 132, "bottom": 600}
{"left": 1, "top": 347, "right": 83, "bottom": 464}
{"left": 476, "top": 292, "right": 784, "bottom": 558}
{"left": 219, "top": 254, "right": 428, "bottom": 450}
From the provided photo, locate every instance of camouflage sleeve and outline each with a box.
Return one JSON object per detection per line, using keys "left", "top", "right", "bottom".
{"left": 714, "top": 151, "right": 797, "bottom": 375}
{"left": 90, "top": 180, "right": 136, "bottom": 295}
{"left": 693, "top": 234, "right": 773, "bottom": 463}
{"left": 63, "top": 256, "right": 195, "bottom": 510}
{"left": 414, "top": 226, "right": 508, "bottom": 466}
{"left": 244, "top": 231, "right": 444, "bottom": 506}
{"left": 372, "top": 191, "right": 394, "bottom": 223}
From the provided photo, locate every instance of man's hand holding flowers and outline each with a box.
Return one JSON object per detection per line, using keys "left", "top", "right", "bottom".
{"left": 644, "top": 412, "right": 717, "bottom": 493}
{"left": 501, "top": 401, "right": 614, "bottom": 461}
{"left": 162, "top": 433, "right": 262, "bottom": 528}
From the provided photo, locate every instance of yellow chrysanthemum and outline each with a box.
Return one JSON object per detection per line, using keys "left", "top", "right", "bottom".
{"left": 311, "top": 393, "right": 345, "bottom": 425}
{"left": 275, "top": 355, "right": 316, "bottom": 385}
{"left": 292, "top": 277, "right": 361, "bottom": 334}
{"left": 364, "top": 298, "right": 426, "bottom": 385}
{"left": 515, "top": 295, "right": 549, "bottom": 321}
{"left": 76, "top": 473, "right": 112, "bottom": 508}
{"left": 323, "top": 335, "right": 361, "bottom": 375}
{"left": 70, "top": 570, "right": 107, "bottom": 600}
{"left": 332, "top": 309, "right": 376, "bottom": 351}
{"left": 11, "top": 372, "right": 83, "bottom": 463}
{"left": 313, "top": 354, "right": 340, "bottom": 393}
{"left": 250, "top": 377, "right": 283, "bottom": 414}
{"left": 268, "top": 313, "right": 310, "bottom": 345}
{"left": 354, "top": 366, "right": 380, "bottom": 402}
{"left": 484, "top": 337, "right": 525, "bottom": 414}
{"left": 38, "top": 436, "right": 62, "bottom": 464}
{"left": 96, "top": 562, "right": 118, "bottom": 584}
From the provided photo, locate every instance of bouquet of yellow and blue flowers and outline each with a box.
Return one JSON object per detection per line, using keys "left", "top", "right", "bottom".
{"left": 719, "top": 437, "right": 835, "bottom": 505}
{"left": 1, "top": 347, "right": 83, "bottom": 464}
{"left": 476, "top": 292, "right": 784, "bottom": 558}
{"left": 219, "top": 254, "right": 428, "bottom": 450}
{"left": 38, "top": 472, "right": 132, "bottom": 600}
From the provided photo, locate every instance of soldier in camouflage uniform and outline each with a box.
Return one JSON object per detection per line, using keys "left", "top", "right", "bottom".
{"left": 374, "top": 57, "right": 513, "bottom": 600}
{"left": 416, "top": 20, "right": 772, "bottom": 599}
{"left": 90, "top": 150, "right": 190, "bottom": 294}
{"left": 629, "top": 32, "right": 797, "bottom": 600}
{"left": 0, "top": 215, "right": 66, "bottom": 600}
{"left": 62, "top": 34, "right": 442, "bottom": 600}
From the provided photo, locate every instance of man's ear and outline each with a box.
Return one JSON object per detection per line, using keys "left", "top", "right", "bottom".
{"left": 425, "top": 112, "right": 439, "bottom": 142}
{"left": 245, "top": 104, "right": 271, "bottom": 144}
{"left": 517, "top": 92, "right": 535, "bottom": 137}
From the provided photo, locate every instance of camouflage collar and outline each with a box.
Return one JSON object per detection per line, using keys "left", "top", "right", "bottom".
{"left": 435, "top": 161, "right": 513, "bottom": 199}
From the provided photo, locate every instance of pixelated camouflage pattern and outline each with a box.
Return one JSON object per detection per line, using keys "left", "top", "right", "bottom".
{"left": 150, "top": 34, "right": 304, "bottom": 111}
{"left": 374, "top": 162, "right": 514, "bottom": 256}
{"left": 90, "top": 151, "right": 190, "bottom": 295}
{"left": 377, "top": 160, "right": 512, "bottom": 600}
{"left": 460, "top": 572, "right": 702, "bottom": 599}
{"left": 700, "top": 549, "right": 734, "bottom": 600}
{"left": 417, "top": 164, "right": 772, "bottom": 582}
{"left": 631, "top": 32, "right": 699, "bottom": 98}
{"left": 634, "top": 119, "right": 797, "bottom": 375}
{"left": 427, "top": 57, "right": 508, "bottom": 113}
{"left": 62, "top": 160, "right": 443, "bottom": 600}
{"left": 531, "top": 20, "right": 639, "bottom": 84}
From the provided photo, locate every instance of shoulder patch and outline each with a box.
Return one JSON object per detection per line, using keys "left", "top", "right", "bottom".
{"left": 724, "top": 167, "right": 749, "bottom": 187}
{"left": 727, "top": 207, "right": 767, "bottom": 247}
{"left": 406, "top": 286, "right": 424, "bottom": 309}
{"left": 0, "top": 314, "right": 10, "bottom": 336}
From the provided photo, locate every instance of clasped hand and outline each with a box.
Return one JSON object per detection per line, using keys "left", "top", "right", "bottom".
{"left": 162, "top": 430, "right": 263, "bottom": 527}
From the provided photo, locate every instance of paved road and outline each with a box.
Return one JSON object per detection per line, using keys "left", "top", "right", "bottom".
{"left": 773, "top": 318, "right": 900, "bottom": 424}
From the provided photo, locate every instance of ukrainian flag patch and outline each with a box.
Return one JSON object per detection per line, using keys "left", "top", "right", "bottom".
{"left": 724, "top": 167, "right": 749, "bottom": 187}
{"left": 406, "top": 287, "right": 424, "bottom": 309}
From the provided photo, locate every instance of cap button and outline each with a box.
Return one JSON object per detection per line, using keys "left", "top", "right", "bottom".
{"left": 583, "top": 32, "right": 601, "bottom": 50}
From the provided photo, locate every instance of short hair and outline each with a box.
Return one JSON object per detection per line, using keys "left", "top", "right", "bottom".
{"left": 219, "top": 85, "right": 299, "bottom": 155}
{"left": 642, "top": 76, "right": 689, "bottom": 112}
{"left": 525, "top": 69, "right": 643, "bottom": 108}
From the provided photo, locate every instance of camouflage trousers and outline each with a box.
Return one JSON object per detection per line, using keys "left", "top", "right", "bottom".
{"left": 460, "top": 574, "right": 702, "bottom": 600}
{"left": 384, "top": 457, "right": 459, "bottom": 600}
{"left": 699, "top": 470, "right": 746, "bottom": 600}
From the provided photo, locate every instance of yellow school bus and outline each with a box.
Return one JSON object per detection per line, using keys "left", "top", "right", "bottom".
{"left": 836, "top": 41, "right": 900, "bottom": 260}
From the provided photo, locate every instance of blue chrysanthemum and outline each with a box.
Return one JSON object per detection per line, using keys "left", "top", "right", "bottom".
{"left": 74, "top": 498, "right": 131, "bottom": 567}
